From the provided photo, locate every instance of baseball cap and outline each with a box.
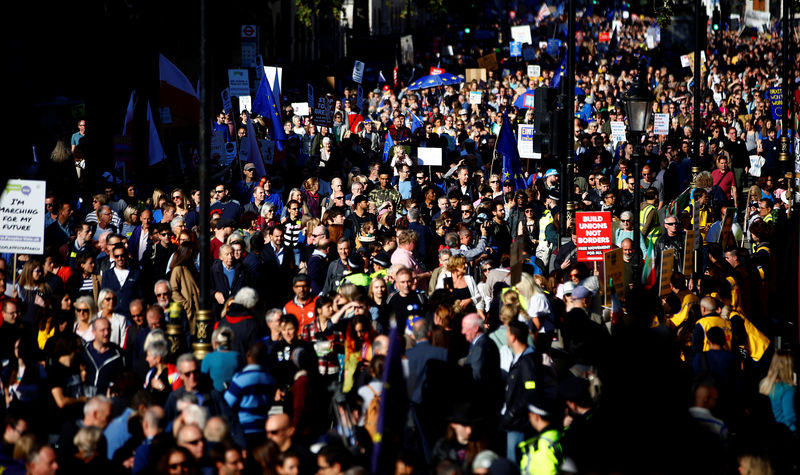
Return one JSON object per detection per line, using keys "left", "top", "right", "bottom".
{"left": 544, "top": 168, "right": 559, "bottom": 177}
{"left": 383, "top": 85, "right": 391, "bottom": 92}
{"left": 571, "top": 285, "right": 593, "bottom": 299}
{"left": 243, "top": 163, "right": 256, "bottom": 171}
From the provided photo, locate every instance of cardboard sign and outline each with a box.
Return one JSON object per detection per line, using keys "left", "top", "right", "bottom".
{"left": 430, "top": 67, "right": 445, "bottom": 75}
{"left": 228, "top": 69, "right": 251, "bottom": 96}
{"left": 511, "top": 25, "right": 533, "bottom": 44}
{"left": 0, "top": 180, "right": 46, "bottom": 255}
{"left": 400, "top": 35, "right": 414, "bottom": 65}
{"left": 238, "top": 95, "right": 251, "bottom": 114}
{"left": 653, "top": 113, "right": 669, "bottom": 135}
{"left": 291, "top": 102, "right": 310, "bottom": 116}
{"left": 769, "top": 87, "right": 783, "bottom": 120}
{"left": 518, "top": 124, "right": 537, "bottom": 159}
{"left": 683, "top": 229, "right": 696, "bottom": 275}
{"left": 660, "top": 248, "right": 675, "bottom": 297}
{"left": 527, "top": 65, "right": 541, "bottom": 77}
{"left": 352, "top": 60, "right": 365, "bottom": 83}
{"left": 477, "top": 53, "right": 498, "bottom": 71}
{"left": 576, "top": 212, "right": 613, "bottom": 262}
{"left": 510, "top": 41, "right": 523, "bottom": 57}
{"left": 465, "top": 68, "right": 488, "bottom": 83}
{"left": 221, "top": 88, "right": 233, "bottom": 115}
{"left": 610, "top": 121, "right": 626, "bottom": 142}
{"left": 469, "top": 91, "right": 482, "bottom": 104}
{"left": 603, "top": 248, "right": 625, "bottom": 306}
{"left": 417, "top": 147, "right": 443, "bottom": 166}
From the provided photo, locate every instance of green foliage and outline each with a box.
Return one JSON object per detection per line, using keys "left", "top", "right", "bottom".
{"left": 296, "top": 0, "right": 345, "bottom": 28}
{"left": 656, "top": 0, "right": 675, "bottom": 28}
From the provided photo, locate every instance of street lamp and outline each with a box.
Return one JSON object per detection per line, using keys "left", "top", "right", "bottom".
{"left": 622, "top": 58, "right": 654, "bottom": 289}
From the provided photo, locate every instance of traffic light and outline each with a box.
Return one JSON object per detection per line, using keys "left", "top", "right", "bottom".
{"left": 533, "top": 88, "right": 558, "bottom": 155}
{"left": 712, "top": 8, "right": 720, "bottom": 31}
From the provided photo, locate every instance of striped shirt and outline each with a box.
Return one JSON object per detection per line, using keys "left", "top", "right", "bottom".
{"left": 223, "top": 364, "right": 277, "bottom": 433}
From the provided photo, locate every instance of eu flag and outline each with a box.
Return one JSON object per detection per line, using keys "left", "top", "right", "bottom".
{"left": 252, "top": 76, "right": 287, "bottom": 150}
{"left": 382, "top": 131, "right": 394, "bottom": 161}
{"left": 497, "top": 111, "right": 526, "bottom": 190}
{"left": 550, "top": 54, "right": 567, "bottom": 90}
{"left": 409, "top": 112, "right": 423, "bottom": 133}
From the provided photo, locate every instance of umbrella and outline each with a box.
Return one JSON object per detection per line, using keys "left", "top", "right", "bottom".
{"left": 407, "top": 73, "right": 464, "bottom": 91}
{"left": 513, "top": 89, "right": 537, "bottom": 109}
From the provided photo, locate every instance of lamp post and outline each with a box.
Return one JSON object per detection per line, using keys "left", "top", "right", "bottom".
{"left": 623, "top": 58, "right": 655, "bottom": 287}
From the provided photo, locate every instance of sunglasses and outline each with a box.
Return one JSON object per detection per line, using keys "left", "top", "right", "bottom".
{"left": 76, "top": 308, "right": 90, "bottom": 314}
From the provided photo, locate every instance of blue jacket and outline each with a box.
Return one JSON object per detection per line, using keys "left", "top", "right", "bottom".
{"left": 224, "top": 364, "right": 277, "bottom": 433}
{"left": 100, "top": 267, "right": 142, "bottom": 317}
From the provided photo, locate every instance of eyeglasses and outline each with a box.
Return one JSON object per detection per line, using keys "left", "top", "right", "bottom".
{"left": 113, "top": 254, "right": 127, "bottom": 259}
{"left": 160, "top": 232, "right": 170, "bottom": 236}
{"left": 215, "top": 189, "right": 224, "bottom": 193}
{"left": 289, "top": 207, "right": 299, "bottom": 211}
{"left": 172, "top": 195, "right": 182, "bottom": 200}
{"left": 620, "top": 219, "right": 631, "bottom": 222}
{"left": 182, "top": 369, "right": 199, "bottom": 378}
{"left": 461, "top": 210, "right": 472, "bottom": 214}
{"left": 490, "top": 180, "right": 499, "bottom": 184}
{"left": 267, "top": 428, "right": 287, "bottom": 436}
{"left": 665, "top": 222, "right": 678, "bottom": 226}
{"left": 168, "top": 461, "right": 188, "bottom": 470}
{"left": 524, "top": 209, "right": 534, "bottom": 213}
{"left": 104, "top": 296, "right": 117, "bottom": 301}
{"left": 75, "top": 308, "right": 90, "bottom": 314}
{"left": 156, "top": 292, "right": 169, "bottom": 297}
{"left": 183, "top": 438, "right": 203, "bottom": 446}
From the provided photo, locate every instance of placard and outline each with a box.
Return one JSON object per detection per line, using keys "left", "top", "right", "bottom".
{"left": 0, "top": 180, "right": 46, "bottom": 255}
{"left": 599, "top": 32, "right": 611, "bottom": 43}
{"left": 683, "top": 229, "right": 695, "bottom": 275}
{"left": 228, "top": 69, "right": 251, "bottom": 96}
{"left": 307, "top": 84, "right": 314, "bottom": 110}
{"left": 313, "top": 96, "right": 336, "bottom": 127}
{"left": 224, "top": 141, "right": 238, "bottom": 165}
{"left": 518, "top": 124, "right": 537, "bottom": 159}
{"left": 510, "top": 41, "right": 522, "bottom": 57}
{"left": 417, "top": 147, "right": 443, "bottom": 166}
{"left": 511, "top": 25, "right": 533, "bottom": 44}
{"left": 210, "top": 129, "right": 225, "bottom": 162}
{"left": 259, "top": 138, "right": 275, "bottom": 165}
{"left": 547, "top": 39, "right": 562, "bottom": 57}
{"left": 477, "top": 53, "right": 498, "bottom": 71}
{"left": 469, "top": 91, "right": 482, "bottom": 104}
{"left": 610, "top": 121, "right": 626, "bottom": 142}
{"left": 400, "top": 35, "right": 414, "bottom": 65}
{"left": 221, "top": 88, "right": 233, "bottom": 115}
{"left": 768, "top": 87, "right": 782, "bottom": 120}
{"left": 352, "top": 60, "right": 365, "bottom": 84}
{"left": 603, "top": 248, "right": 625, "bottom": 306}
{"left": 465, "top": 68, "right": 488, "bottom": 83}
{"left": 292, "top": 102, "right": 310, "bottom": 116}
{"left": 522, "top": 45, "right": 537, "bottom": 61}
{"left": 430, "top": 67, "right": 445, "bottom": 75}
{"left": 576, "top": 212, "right": 612, "bottom": 262}
{"left": 527, "top": 65, "right": 541, "bottom": 77}
{"left": 659, "top": 248, "right": 675, "bottom": 297}
{"left": 238, "top": 95, "right": 251, "bottom": 114}
{"left": 653, "top": 113, "right": 669, "bottom": 135}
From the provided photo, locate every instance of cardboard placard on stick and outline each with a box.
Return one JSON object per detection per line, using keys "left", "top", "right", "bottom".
{"left": 509, "top": 240, "right": 525, "bottom": 285}
{"left": 659, "top": 249, "right": 675, "bottom": 297}
{"left": 603, "top": 248, "right": 625, "bottom": 306}
{"left": 683, "top": 229, "right": 696, "bottom": 275}
{"left": 477, "top": 53, "right": 498, "bottom": 71}
{"left": 466, "top": 68, "right": 488, "bottom": 84}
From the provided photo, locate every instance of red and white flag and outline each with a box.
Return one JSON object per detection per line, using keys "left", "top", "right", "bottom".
{"left": 159, "top": 54, "right": 199, "bottom": 125}
{"left": 146, "top": 101, "right": 166, "bottom": 166}
{"left": 537, "top": 3, "right": 550, "bottom": 21}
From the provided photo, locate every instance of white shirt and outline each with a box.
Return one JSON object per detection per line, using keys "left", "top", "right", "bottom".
{"left": 271, "top": 242, "right": 284, "bottom": 265}
{"left": 113, "top": 267, "right": 130, "bottom": 287}
{"left": 138, "top": 229, "right": 149, "bottom": 261}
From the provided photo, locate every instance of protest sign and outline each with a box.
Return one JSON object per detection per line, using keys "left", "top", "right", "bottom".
{"left": 603, "top": 248, "right": 625, "bottom": 305}
{"left": 477, "top": 53, "right": 498, "bottom": 71}
{"left": 527, "top": 65, "right": 541, "bottom": 78}
{"left": 653, "top": 113, "right": 669, "bottom": 135}
{"left": 469, "top": 91, "right": 482, "bottom": 104}
{"left": 660, "top": 248, "right": 675, "bottom": 297}
{"left": 255, "top": 55, "right": 265, "bottom": 80}
{"left": 511, "top": 25, "right": 533, "bottom": 44}
{"left": 510, "top": 41, "right": 522, "bottom": 57}
{"left": 291, "top": 103, "right": 310, "bottom": 116}
{"left": 307, "top": 84, "right": 314, "bottom": 108}
{"left": 228, "top": 69, "right": 251, "bottom": 96}
{"left": 223, "top": 142, "right": 237, "bottom": 166}
{"left": 518, "top": 124, "right": 537, "bottom": 159}
{"left": 210, "top": 130, "right": 225, "bottom": 163}
{"left": 599, "top": 32, "right": 611, "bottom": 42}
{"left": 314, "top": 96, "right": 336, "bottom": 127}
{"left": 769, "top": 87, "right": 782, "bottom": 120}
{"left": 352, "top": 61, "right": 365, "bottom": 83}
{"left": 466, "top": 68, "right": 488, "bottom": 83}
{"left": 547, "top": 39, "right": 562, "bottom": 57}
{"left": 238, "top": 96, "right": 251, "bottom": 114}
{"left": 576, "top": 212, "right": 612, "bottom": 262}
{"left": 417, "top": 147, "right": 443, "bottom": 166}
{"left": 221, "top": 88, "right": 233, "bottom": 115}
{"left": 400, "top": 35, "right": 414, "bottom": 64}
{"left": 430, "top": 67, "right": 445, "bottom": 75}
{"left": 259, "top": 139, "right": 275, "bottom": 165}
{"left": 0, "top": 180, "right": 46, "bottom": 255}
{"left": 610, "top": 121, "right": 626, "bottom": 142}
{"left": 683, "top": 229, "right": 696, "bottom": 275}
{"left": 522, "top": 45, "right": 537, "bottom": 61}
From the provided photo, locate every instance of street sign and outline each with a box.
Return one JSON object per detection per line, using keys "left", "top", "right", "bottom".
{"left": 241, "top": 25, "right": 257, "bottom": 37}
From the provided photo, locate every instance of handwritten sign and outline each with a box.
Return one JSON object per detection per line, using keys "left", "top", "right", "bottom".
{"left": 0, "top": 180, "right": 46, "bottom": 255}
{"left": 576, "top": 212, "right": 612, "bottom": 262}
{"left": 653, "top": 113, "right": 669, "bottom": 135}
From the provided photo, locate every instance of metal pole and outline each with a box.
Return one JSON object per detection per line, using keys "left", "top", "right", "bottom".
{"left": 631, "top": 138, "right": 642, "bottom": 286}
{"left": 692, "top": 0, "right": 703, "bottom": 186}
{"left": 194, "top": 0, "right": 213, "bottom": 358}
{"left": 566, "top": 0, "right": 576, "bottom": 226}
{"left": 779, "top": 0, "right": 791, "bottom": 166}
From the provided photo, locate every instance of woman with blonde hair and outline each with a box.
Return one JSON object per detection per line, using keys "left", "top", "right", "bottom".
{"left": 15, "top": 259, "right": 52, "bottom": 324}
{"left": 435, "top": 255, "right": 483, "bottom": 318}
{"left": 73, "top": 295, "right": 97, "bottom": 342}
{"left": 96, "top": 289, "right": 129, "bottom": 347}
{"left": 759, "top": 351, "right": 796, "bottom": 432}
{"left": 301, "top": 177, "right": 322, "bottom": 218}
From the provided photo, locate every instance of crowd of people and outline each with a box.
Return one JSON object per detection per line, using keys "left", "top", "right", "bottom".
{"left": 4, "top": 4, "right": 800, "bottom": 475}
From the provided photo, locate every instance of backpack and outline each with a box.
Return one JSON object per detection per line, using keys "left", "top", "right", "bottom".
{"left": 364, "top": 385, "right": 382, "bottom": 441}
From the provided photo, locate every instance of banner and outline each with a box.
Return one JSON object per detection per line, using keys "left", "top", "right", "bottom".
{"left": 0, "top": 180, "right": 46, "bottom": 255}
{"left": 576, "top": 212, "right": 612, "bottom": 262}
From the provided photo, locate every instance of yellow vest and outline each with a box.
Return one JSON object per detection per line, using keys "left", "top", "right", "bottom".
{"left": 538, "top": 209, "right": 554, "bottom": 242}
{"left": 668, "top": 290, "right": 700, "bottom": 327}
{"left": 730, "top": 310, "right": 770, "bottom": 362}
{"left": 639, "top": 203, "right": 661, "bottom": 245}
{"left": 519, "top": 429, "right": 562, "bottom": 475}
{"left": 697, "top": 315, "right": 732, "bottom": 352}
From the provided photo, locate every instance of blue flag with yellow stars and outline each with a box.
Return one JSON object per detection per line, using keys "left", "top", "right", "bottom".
{"left": 498, "top": 110, "right": 526, "bottom": 190}
{"left": 252, "top": 75, "right": 287, "bottom": 150}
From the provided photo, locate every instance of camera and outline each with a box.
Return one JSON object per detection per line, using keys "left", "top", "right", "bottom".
{"left": 475, "top": 213, "right": 489, "bottom": 225}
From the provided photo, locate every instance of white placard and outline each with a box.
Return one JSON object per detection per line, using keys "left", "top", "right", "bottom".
{"left": 749, "top": 155, "right": 765, "bottom": 177}
{"left": 352, "top": 60, "right": 365, "bottom": 83}
{"left": 238, "top": 96, "right": 251, "bottom": 113}
{"left": 511, "top": 25, "right": 533, "bottom": 45}
{"left": 527, "top": 65, "right": 541, "bottom": 77}
{"left": 221, "top": 88, "right": 233, "bottom": 115}
{"left": 417, "top": 147, "right": 443, "bottom": 166}
{"left": 228, "top": 69, "right": 251, "bottom": 96}
{"left": 292, "top": 103, "right": 310, "bottom": 116}
{"left": 610, "top": 121, "right": 627, "bottom": 142}
{"left": 653, "top": 113, "right": 669, "bottom": 135}
{"left": 517, "top": 124, "right": 538, "bottom": 159}
{"left": 469, "top": 91, "right": 482, "bottom": 104}
{"left": 0, "top": 180, "right": 46, "bottom": 255}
